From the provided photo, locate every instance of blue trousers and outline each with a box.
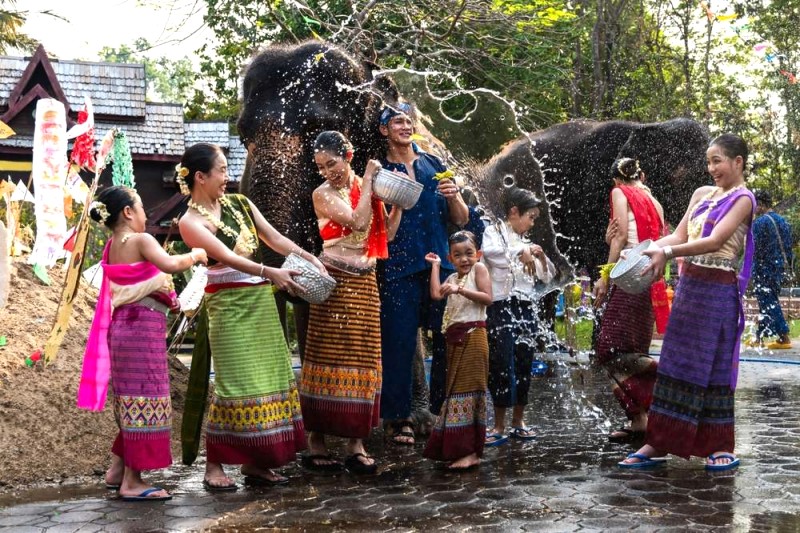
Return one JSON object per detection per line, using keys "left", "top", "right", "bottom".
{"left": 487, "top": 297, "right": 538, "bottom": 408}
{"left": 379, "top": 269, "right": 449, "bottom": 420}
{"left": 755, "top": 276, "right": 789, "bottom": 338}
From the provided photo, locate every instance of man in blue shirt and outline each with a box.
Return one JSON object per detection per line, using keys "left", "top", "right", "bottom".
{"left": 378, "top": 103, "right": 469, "bottom": 445}
{"left": 752, "top": 190, "right": 793, "bottom": 349}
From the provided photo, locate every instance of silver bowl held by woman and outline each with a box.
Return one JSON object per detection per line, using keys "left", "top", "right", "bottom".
{"left": 281, "top": 252, "right": 337, "bottom": 304}
{"left": 373, "top": 169, "right": 424, "bottom": 210}
{"left": 610, "top": 239, "right": 658, "bottom": 295}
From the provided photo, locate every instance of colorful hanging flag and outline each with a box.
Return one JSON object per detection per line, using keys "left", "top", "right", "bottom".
{"left": 0, "top": 121, "right": 15, "bottom": 139}
{"left": 29, "top": 99, "right": 68, "bottom": 268}
{"left": 716, "top": 13, "right": 738, "bottom": 21}
{"left": 111, "top": 131, "right": 134, "bottom": 188}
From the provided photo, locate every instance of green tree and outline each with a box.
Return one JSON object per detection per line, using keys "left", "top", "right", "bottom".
{"left": 0, "top": 0, "right": 36, "bottom": 54}
{"left": 99, "top": 38, "right": 195, "bottom": 105}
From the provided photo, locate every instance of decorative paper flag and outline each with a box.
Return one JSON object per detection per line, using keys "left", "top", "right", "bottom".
{"left": 95, "top": 128, "right": 117, "bottom": 171}
{"left": 716, "top": 13, "right": 738, "bottom": 21}
{"left": 111, "top": 131, "right": 134, "bottom": 187}
{"left": 754, "top": 43, "right": 769, "bottom": 52}
{"left": 68, "top": 97, "right": 96, "bottom": 171}
{"left": 0, "top": 121, "right": 14, "bottom": 139}
{"left": 66, "top": 172, "right": 90, "bottom": 204}
{"left": 81, "top": 262, "right": 103, "bottom": 290}
{"left": 780, "top": 70, "right": 798, "bottom": 84}
{"left": 29, "top": 99, "right": 68, "bottom": 268}
{"left": 10, "top": 179, "right": 34, "bottom": 203}
{"left": 0, "top": 179, "right": 14, "bottom": 197}
{"left": 699, "top": 1, "right": 714, "bottom": 21}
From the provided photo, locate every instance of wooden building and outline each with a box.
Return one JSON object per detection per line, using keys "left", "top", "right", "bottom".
{"left": 0, "top": 44, "right": 246, "bottom": 237}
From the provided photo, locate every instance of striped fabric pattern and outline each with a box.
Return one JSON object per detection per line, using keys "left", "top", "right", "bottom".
{"left": 594, "top": 286, "right": 657, "bottom": 419}
{"left": 424, "top": 327, "right": 489, "bottom": 462}
{"left": 646, "top": 264, "right": 738, "bottom": 458}
{"left": 204, "top": 284, "right": 305, "bottom": 467}
{"left": 300, "top": 270, "right": 382, "bottom": 438}
{"left": 108, "top": 303, "right": 172, "bottom": 471}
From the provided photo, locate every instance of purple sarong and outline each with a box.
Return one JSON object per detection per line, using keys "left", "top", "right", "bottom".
{"left": 109, "top": 303, "right": 173, "bottom": 471}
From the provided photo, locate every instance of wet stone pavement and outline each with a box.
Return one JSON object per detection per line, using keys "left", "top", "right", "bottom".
{"left": 3, "top": 350, "right": 800, "bottom": 532}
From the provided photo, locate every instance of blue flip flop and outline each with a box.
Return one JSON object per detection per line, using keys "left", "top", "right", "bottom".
{"left": 121, "top": 487, "right": 172, "bottom": 502}
{"left": 705, "top": 453, "right": 740, "bottom": 471}
{"left": 484, "top": 432, "right": 508, "bottom": 447}
{"left": 618, "top": 453, "right": 667, "bottom": 469}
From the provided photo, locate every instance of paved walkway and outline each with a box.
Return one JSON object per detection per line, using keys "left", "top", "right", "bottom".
{"left": 2, "top": 358, "right": 800, "bottom": 531}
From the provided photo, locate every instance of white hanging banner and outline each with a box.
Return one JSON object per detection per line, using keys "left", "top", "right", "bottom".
{"left": 29, "top": 99, "right": 68, "bottom": 267}
{"left": 10, "top": 179, "right": 34, "bottom": 203}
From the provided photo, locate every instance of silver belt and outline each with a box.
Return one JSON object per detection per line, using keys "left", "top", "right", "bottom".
{"left": 206, "top": 268, "right": 265, "bottom": 285}
{"left": 685, "top": 255, "right": 736, "bottom": 271}
{"left": 136, "top": 296, "right": 170, "bottom": 314}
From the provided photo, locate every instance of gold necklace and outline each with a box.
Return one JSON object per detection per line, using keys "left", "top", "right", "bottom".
{"left": 189, "top": 196, "right": 257, "bottom": 255}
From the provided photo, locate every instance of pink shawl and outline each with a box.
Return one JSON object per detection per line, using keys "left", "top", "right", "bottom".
{"left": 77, "top": 240, "right": 170, "bottom": 411}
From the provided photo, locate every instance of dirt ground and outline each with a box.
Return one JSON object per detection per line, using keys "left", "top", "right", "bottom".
{"left": 0, "top": 259, "right": 189, "bottom": 490}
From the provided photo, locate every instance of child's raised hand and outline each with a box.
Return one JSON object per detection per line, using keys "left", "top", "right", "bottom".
{"left": 425, "top": 252, "right": 441, "bottom": 265}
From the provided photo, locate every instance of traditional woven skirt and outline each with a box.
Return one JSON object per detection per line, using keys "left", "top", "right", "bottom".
{"left": 594, "top": 286, "right": 658, "bottom": 420}
{"left": 108, "top": 303, "right": 172, "bottom": 471}
{"left": 646, "top": 264, "right": 739, "bottom": 458}
{"left": 204, "top": 283, "right": 305, "bottom": 467}
{"left": 424, "top": 327, "right": 489, "bottom": 461}
{"left": 300, "top": 270, "right": 382, "bottom": 438}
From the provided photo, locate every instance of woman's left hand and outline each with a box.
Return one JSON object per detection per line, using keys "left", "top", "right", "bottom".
{"left": 641, "top": 248, "right": 666, "bottom": 279}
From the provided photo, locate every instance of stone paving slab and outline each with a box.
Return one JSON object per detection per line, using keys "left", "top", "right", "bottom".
{"left": 2, "top": 361, "right": 800, "bottom": 531}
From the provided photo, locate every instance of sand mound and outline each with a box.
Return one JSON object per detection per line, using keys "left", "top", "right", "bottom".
{"left": 0, "top": 259, "right": 189, "bottom": 489}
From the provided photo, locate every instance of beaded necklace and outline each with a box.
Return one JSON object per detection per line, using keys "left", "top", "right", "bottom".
{"left": 688, "top": 185, "right": 744, "bottom": 240}
{"left": 189, "top": 196, "right": 258, "bottom": 255}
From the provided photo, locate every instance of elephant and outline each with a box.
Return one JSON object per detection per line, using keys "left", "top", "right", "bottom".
{"left": 238, "top": 40, "right": 397, "bottom": 268}
{"left": 470, "top": 119, "right": 710, "bottom": 278}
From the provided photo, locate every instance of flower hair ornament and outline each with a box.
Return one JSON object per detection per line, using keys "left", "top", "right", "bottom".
{"left": 90, "top": 201, "right": 110, "bottom": 224}
{"left": 616, "top": 158, "right": 641, "bottom": 179}
{"left": 175, "top": 163, "right": 191, "bottom": 195}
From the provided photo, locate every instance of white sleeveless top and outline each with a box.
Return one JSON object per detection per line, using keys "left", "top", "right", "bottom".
{"left": 441, "top": 268, "right": 487, "bottom": 332}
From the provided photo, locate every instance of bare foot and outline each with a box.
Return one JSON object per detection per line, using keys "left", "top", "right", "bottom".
{"left": 204, "top": 461, "right": 236, "bottom": 489}
{"left": 119, "top": 468, "right": 170, "bottom": 499}
{"left": 446, "top": 453, "right": 480, "bottom": 470}
{"left": 105, "top": 455, "right": 124, "bottom": 487}
{"left": 388, "top": 420, "right": 415, "bottom": 445}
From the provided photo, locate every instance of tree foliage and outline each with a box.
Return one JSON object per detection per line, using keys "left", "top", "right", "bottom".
{"left": 99, "top": 38, "right": 195, "bottom": 105}
{"left": 0, "top": 0, "right": 36, "bottom": 54}
{"left": 190, "top": 0, "right": 798, "bottom": 195}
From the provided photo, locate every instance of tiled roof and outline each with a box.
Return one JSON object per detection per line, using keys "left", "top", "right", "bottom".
{"left": 0, "top": 56, "right": 146, "bottom": 118}
{"left": 94, "top": 103, "right": 185, "bottom": 156}
{"left": 183, "top": 122, "right": 246, "bottom": 181}
{"left": 185, "top": 122, "right": 230, "bottom": 148}
{"left": 227, "top": 137, "right": 247, "bottom": 181}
